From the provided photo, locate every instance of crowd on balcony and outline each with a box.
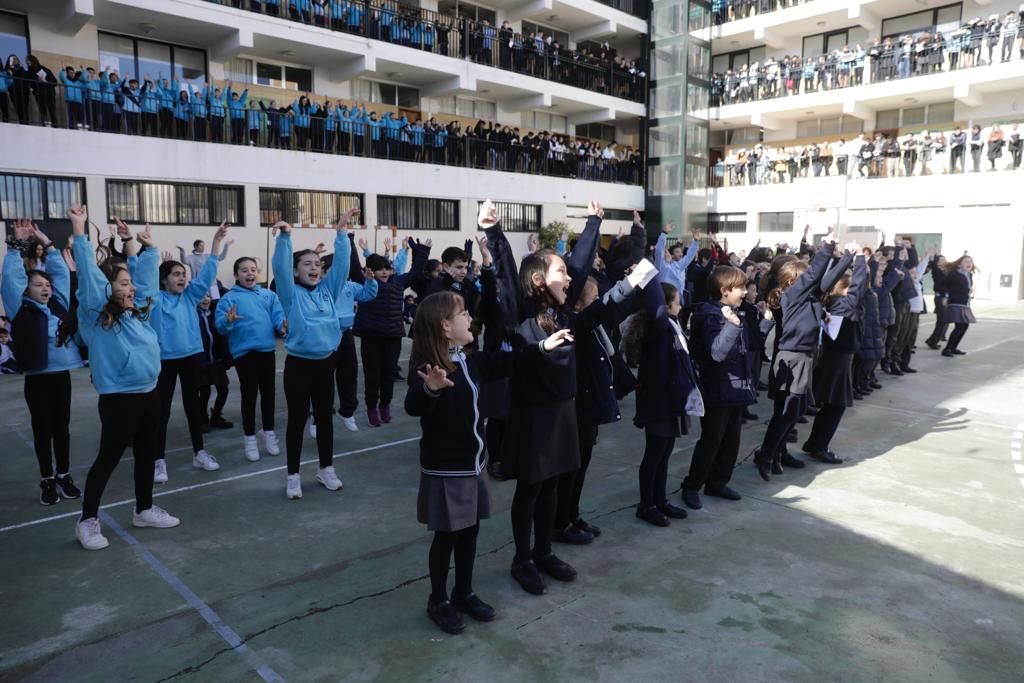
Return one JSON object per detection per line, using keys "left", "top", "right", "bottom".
{"left": 203, "top": 0, "right": 647, "bottom": 102}
{"left": 0, "top": 62, "right": 641, "bottom": 185}
{"left": 712, "top": 123, "right": 1023, "bottom": 186}
{"left": 711, "top": 0, "right": 809, "bottom": 25}
{"left": 710, "top": 10, "right": 1024, "bottom": 106}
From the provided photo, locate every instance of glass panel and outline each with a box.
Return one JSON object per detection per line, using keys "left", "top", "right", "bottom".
{"left": 927, "top": 101, "right": 955, "bottom": 124}
{"left": 882, "top": 10, "right": 931, "bottom": 38}
{"left": 650, "top": 124, "right": 681, "bottom": 157}
{"left": 651, "top": 84, "right": 682, "bottom": 118}
{"left": 687, "top": 42, "right": 710, "bottom": 80}
{"left": 256, "top": 62, "right": 283, "bottom": 87}
{"left": 686, "top": 83, "right": 709, "bottom": 113}
{"left": 688, "top": 3, "right": 709, "bottom": 32}
{"left": 902, "top": 106, "right": 926, "bottom": 126}
{"left": 848, "top": 26, "right": 870, "bottom": 48}
{"left": 712, "top": 54, "right": 730, "bottom": 75}
{"left": 106, "top": 181, "right": 140, "bottom": 222}
{"left": 137, "top": 40, "right": 171, "bottom": 83}
{"left": 797, "top": 120, "right": 819, "bottom": 137}
{"left": 0, "top": 175, "right": 43, "bottom": 220}
{"left": 438, "top": 200, "right": 457, "bottom": 230}
{"left": 417, "top": 199, "right": 437, "bottom": 229}
{"left": 648, "top": 165, "right": 681, "bottom": 196}
{"left": 176, "top": 185, "right": 207, "bottom": 225}
{"left": 398, "top": 86, "right": 419, "bottom": 109}
{"left": 284, "top": 66, "right": 312, "bottom": 92}
{"left": 0, "top": 12, "right": 29, "bottom": 70}
{"left": 684, "top": 163, "right": 706, "bottom": 191}
{"left": 141, "top": 183, "right": 176, "bottom": 224}
{"left": 802, "top": 35, "right": 823, "bottom": 61}
{"left": 378, "top": 83, "right": 397, "bottom": 106}
{"left": 653, "top": 45, "right": 683, "bottom": 80}
{"left": 224, "top": 58, "right": 252, "bottom": 83}
{"left": 477, "top": 101, "right": 496, "bottom": 121}
{"left": 820, "top": 117, "right": 841, "bottom": 136}
{"left": 210, "top": 188, "right": 241, "bottom": 224}
{"left": 825, "top": 31, "right": 848, "bottom": 53}
{"left": 841, "top": 116, "right": 864, "bottom": 134}
{"left": 686, "top": 123, "right": 708, "bottom": 159}
{"left": 173, "top": 46, "right": 206, "bottom": 86}
{"left": 936, "top": 4, "right": 962, "bottom": 33}
{"left": 46, "top": 179, "right": 82, "bottom": 219}
{"left": 876, "top": 109, "right": 900, "bottom": 129}
{"left": 651, "top": 4, "right": 682, "bottom": 41}
{"left": 749, "top": 47, "right": 766, "bottom": 64}
{"left": 99, "top": 33, "right": 136, "bottom": 76}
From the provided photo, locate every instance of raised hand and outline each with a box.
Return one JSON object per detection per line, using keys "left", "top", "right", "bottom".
{"left": 225, "top": 304, "right": 243, "bottom": 324}
{"left": 402, "top": 236, "right": 410, "bottom": 249}
{"left": 384, "top": 236, "right": 393, "bottom": 253}
{"left": 424, "top": 238, "right": 432, "bottom": 247}
{"left": 418, "top": 364, "right": 455, "bottom": 392}
{"left": 339, "top": 206, "right": 360, "bottom": 228}
{"left": 475, "top": 235, "right": 492, "bottom": 266}
{"left": 136, "top": 224, "right": 155, "bottom": 248}
{"left": 61, "top": 246, "right": 76, "bottom": 271}
{"left": 477, "top": 199, "right": 498, "bottom": 228}
{"left": 12, "top": 218, "right": 39, "bottom": 242}
{"left": 527, "top": 233, "right": 539, "bottom": 253}
{"left": 113, "top": 217, "right": 132, "bottom": 241}
{"left": 756, "top": 301, "right": 773, "bottom": 320}
{"left": 632, "top": 208, "right": 642, "bottom": 226}
{"left": 362, "top": 266, "right": 375, "bottom": 280}
{"left": 898, "top": 247, "right": 909, "bottom": 261}
{"left": 314, "top": 242, "right": 326, "bottom": 254}
{"left": 542, "top": 328, "right": 575, "bottom": 351}
{"left": 67, "top": 205, "right": 88, "bottom": 235}
{"left": 281, "top": 319, "right": 289, "bottom": 337}
{"left": 211, "top": 221, "right": 229, "bottom": 252}
{"left": 161, "top": 250, "right": 174, "bottom": 263}
{"left": 722, "top": 305, "right": 741, "bottom": 326}
{"left": 843, "top": 241, "right": 860, "bottom": 254}
{"left": 271, "top": 220, "right": 291, "bottom": 236}
{"left": 588, "top": 200, "right": 604, "bottom": 218}
{"left": 357, "top": 237, "right": 368, "bottom": 252}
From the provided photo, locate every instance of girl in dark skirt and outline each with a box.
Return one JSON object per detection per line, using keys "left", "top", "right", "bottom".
{"left": 753, "top": 239, "right": 845, "bottom": 481}
{"left": 802, "top": 248, "right": 867, "bottom": 464}
{"left": 406, "top": 290, "right": 572, "bottom": 634}
{"left": 853, "top": 257, "right": 885, "bottom": 398}
{"left": 941, "top": 255, "right": 977, "bottom": 357}
{"left": 623, "top": 281, "right": 702, "bottom": 526}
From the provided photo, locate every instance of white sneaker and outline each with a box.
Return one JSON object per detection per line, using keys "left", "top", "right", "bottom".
{"left": 76, "top": 517, "right": 109, "bottom": 550}
{"left": 244, "top": 435, "right": 260, "bottom": 462}
{"left": 259, "top": 429, "right": 281, "bottom": 456}
{"left": 286, "top": 474, "right": 302, "bottom": 499}
{"left": 192, "top": 450, "right": 220, "bottom": 471}
{"left": 339, "top": 414, "right": 358, "bottom": 432}
{"left": 133, "top": 505, "right": 181, "bottom": 528}
{"left": 76, "top": 123, "right": 83, "bottom": 129}
{"left": 316, "top": 466, "right": 343, "bottom": 491}
{"left": 153, "top": 459, "right": 168, "bottom": 484}
{"left": 308, "top": 420, "right": 317, "bottom": 439}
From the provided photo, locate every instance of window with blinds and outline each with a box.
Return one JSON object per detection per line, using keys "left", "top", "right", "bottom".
{"left": 477, "top": 201, "right": 541, "bottom": 232}
{"left": 105, "top": 180, "right": 243, "bottom": 225}
{"left": 378, "top": 196, "right": 459, "bottom": 231}
{"left": 259, "top": 188, "right": 363, "bottom": 226}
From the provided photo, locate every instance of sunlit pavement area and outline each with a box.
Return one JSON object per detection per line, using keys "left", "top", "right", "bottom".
{"left": 2, "top": 301, "right": 1023, "bottom": 682}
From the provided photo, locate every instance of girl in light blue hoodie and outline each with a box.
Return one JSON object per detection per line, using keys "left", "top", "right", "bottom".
{"left": 67, "top": 205, "right": 180, "bottom": 551}
{"left": 269, "top": 208, "right": 356, "bottom": 499}
{"left": 215, "top": 253, "right": 287, "bottom": 462}
{"left": 150, "top": 222, "right": 229, "bottom": 484}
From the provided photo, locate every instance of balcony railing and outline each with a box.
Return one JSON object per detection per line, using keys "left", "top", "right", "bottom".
{"left": 0, "top": 82, "right": 642, "bottom": 186}
{"left": 712, "top": 0, "right": 810, "bottom": 26}
{"left": 200, "top": 0, "right": 646, "bottom": 103}
{"left": 596, "top": 0, "right": 649, "bottom": 20}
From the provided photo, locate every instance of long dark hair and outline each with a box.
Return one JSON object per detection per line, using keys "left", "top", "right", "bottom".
{"left": 518, "top": 248, "right": 561, "bottom": 335}
{"left": 622, "top": 282, "right": 677, "bottom": 368}
{"left": 159, "top": 260, "right": 185, "bottom": 290}
{"left": 409, "top": 292, "right": 463, "bottom": 376}
{"left": 25, "top": 269, "right": 80, "bottom": 347}
{"left": 97, "top": 258, "right": 152, "bottom": 330}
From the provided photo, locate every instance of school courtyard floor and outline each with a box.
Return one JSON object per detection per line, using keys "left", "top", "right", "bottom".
{"left": 2, "top": 302, "right": 1024, "bottom": 683}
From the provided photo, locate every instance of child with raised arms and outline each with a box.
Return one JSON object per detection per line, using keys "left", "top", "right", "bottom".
{"left": 67, "top": 205, "right": 179, "bottom": 551}
{"left": 270, "top": 209, "right": 355, "bottom": 499}
{"left": 406, "top": 289, "right": 573, "bottom": 633}
{"left": 215, "top": 253, "right": 286, "bottom": 462}
{"left": 150, "top": 220, "right": 229, "bottom": 483}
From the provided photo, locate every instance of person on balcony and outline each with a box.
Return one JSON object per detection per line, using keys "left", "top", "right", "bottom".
{"left": 987, "top": 124, "right": 1005, "bottom": 170}
{"left": 58, "top": 65, "right": 85, "bottom": 129}
{"left": 969, "top": 124, "right": 984, "bottom": 171}
{"left": 949, "top": 126, "right": 967, "bottom": 172}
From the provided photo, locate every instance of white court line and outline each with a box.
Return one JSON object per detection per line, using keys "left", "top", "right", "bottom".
{"left": 0, "top": 436, "right": 418, "bottom": 535}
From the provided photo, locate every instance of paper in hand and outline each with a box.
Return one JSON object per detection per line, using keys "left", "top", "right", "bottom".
{"left": 826, "top": 314, "right": 844, "bottom": 340}
{"left": 627, "top": 258, "right": 658, "bottom": 290}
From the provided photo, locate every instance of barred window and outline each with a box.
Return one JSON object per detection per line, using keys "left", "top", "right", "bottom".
{"left": 1, "top": 174, "right": 85, "bottom": 221}
{"left": 378, "top": 196, "right": 459, "bottom": 231}
{"left": 106, "top": 181, "right": 243, "bottom": 225}
{"left": 758, "top": 211, "right": 794, "bottom": 232}
{"left": 699, "top": 213, "right": 747, "bottom": 233}
{"left": 259, "top": 188, "right": 363, "bottom": 226}
{"left": 477, "top": 201, "right": 541, "bottom": 233}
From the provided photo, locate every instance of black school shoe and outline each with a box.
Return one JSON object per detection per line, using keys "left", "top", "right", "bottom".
{"left": 55, "top": 474, "right": 81, "bottom": 499}
{"left": 636, "top": 505, "right": 670, "bottom": 527}
{"left": 926, "top": 341, "right": 941, "bottom": 350}
{"left": 786, "top": 429, "right": 798, "bottom": 443}
{"left": 511, "top": 560, "right": 547, "bottom": 595}
{"left": 553, "top": 523, "right": 594, "bottom": 545}
{"left": 534, "top": 552, "right": 577, "bottom": 582}
{"left": 573, "top": 518, "right": 601, "bottom": 538}
{"left": 426, "top": 599, "right": 466, "bottom": 635}
{"left": 451, "top": 592, "right": 496, "bottom": 622}
{"left": 210, "top": 414, "right": 234, "bottom": 429}
{"left": 870, "top": 380, "right": 883, "bottom": 389}
{"left": 657, "top": 502, "right": 688, "bottom": 519}
{"left": 704, "top": 484, "right": 742, "bottom": 501}
{"left": 681, "top": 488, "right": 702, "bottom": 510}
{"left": 487, "top": 460, "right": 510, "bottom": 481}
{"left": 899, "top": 365, "right": 918, "bottom": 373}
{"left": 780, "top": 452, "right": 805, "bottom": 469}
{"left": 742, "top": 409, "right": 758, "bottom": 422}
{"left": 805, "top": 449, "right": 844, "bottom": 465}
{"left": 752, "top": 450, "right": 772, "bottom": 482}
{"left": 39, "top": 478, "right": 59, "bottom": 506}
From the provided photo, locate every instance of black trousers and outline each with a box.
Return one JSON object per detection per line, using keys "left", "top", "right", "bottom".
{"left": 142, "top": 111, "right": 158, "bottom": 136}
{"left": 803, "top": 404, "right": 846, "bottom": 453}
{"left": 235, "top": 350, "right": 276, "bottom": 436}
{"left": 0, "top": 91, "right": 9, "bottom": 121}
{"left": 554, "top": 422, "right": 597, "bottom": 529}
{"left": 157, "top": 354, "right": 206, "bottom": 460}
{"left": 511, "top": 476, "right": 558, "bottom": 562}
{"left": 638, "top": 432, "right": 674, "bottom": 510}
{"left": 945, "top": 323, "right": 969, "bottom": 352}
{"left": 231, "top": 117, "right": 245, "bottom": 144}
{"left": 886, "top": 301, "right": 910, "bottom": 365}
{"left": 81, "top": 389, "right": 159, "bottom": 519}
{"left": 359, "top": 335, "right": 402, "bottom": 408}
{"left": 428, "top": 523, "right": 479, "bottom": 603}
{"left": 284, "top": 355, "right": 335, "bottom": 475}
{"left": 683, "top": 405, "right": 743, "bottom": 492}
{"left": 926, "top": 298, "right": 949, "bottom": 346}
{"left": 334, "top": 330, "right": 358, "bottom": 417}
{"left": 198, "top": 382, "right": 228, "bottom": 418}
{"left": 24, "top": 371, "right": 72, "bottom": 478}
{"left": 759, "top": 390, "right": 806, "bottom": 463}
{"left": 211, "top": 115, "right": 224, "bottom": 142}
{"left": 66, "top": 100, "right": 84, "bottom": 128}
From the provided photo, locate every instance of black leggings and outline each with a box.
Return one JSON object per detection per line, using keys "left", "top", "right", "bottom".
{"left": 428, "top": 523, "right": 479, "bottom": 603}
{"left": 157, "top": 354, "right": 206, "bottom": 459}
{"left": 24, "top": 371, "right": 72, "bottom": 478}
{"left": 639, "top": 432, "right": 674, "bottom": 510}
{"left": 283, "top": 355, "right": 335, "bottom": 475}
{"left": 683, "top": 405, "right": 743, "bottom": 492}
{"left": 510, "top": 476, "right": 558, "bottom": 563}
{"left": 803, "top": 404, "right": 846, "bottom": 453}
{"left": 235, "top": 350, "right": 276, "bottom": 436}
{"left": 81, "top": 389, "right": 160, "bottom": 519}
{"left": 926, "top": 300, "right": 949, "bottom": 347}
{"left": 198, "top": 379, "right": 228, "bottom": 418}
{"left": 359, "top": 335, "right": 402, "bottom": 409}
{"left": 759, "top": 392, "right": 805, "bottom": 463}
{"left": 945, "top": 323, "right": 969, "bottom": 352}
{"left": 555, "top": 422, "right": 597, "bottom": 529}
{"left": 334, "top": 330, "right": 358, "bottom": 417}
{"left": 485, "top": 417, "right": 505, "bottom": 463}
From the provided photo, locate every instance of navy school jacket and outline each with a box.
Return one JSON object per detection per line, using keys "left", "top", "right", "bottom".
{"left": 777, "top": 242, "right": 846, "bottom": 354}
{"left": 691, "top": 300, "right": 773, "bottom": 407}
